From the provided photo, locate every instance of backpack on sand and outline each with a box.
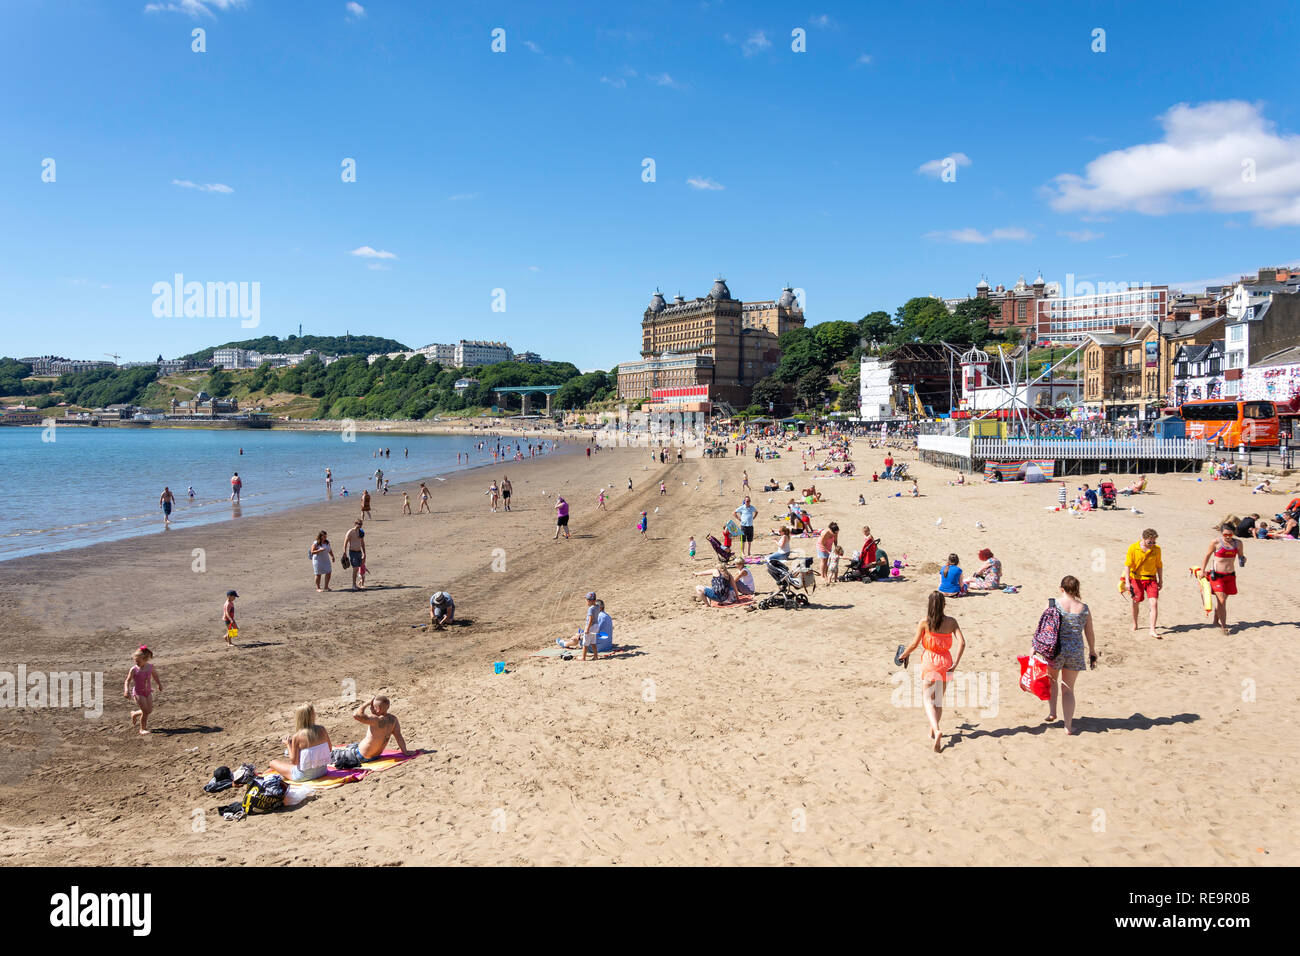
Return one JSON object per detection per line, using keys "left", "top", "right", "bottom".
{"left": 242, "top": 773, "right": 287, "bottom": 814}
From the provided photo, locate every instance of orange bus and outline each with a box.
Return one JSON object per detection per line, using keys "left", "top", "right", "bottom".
{"left": 1179, "top": 399, "right": 1279, "bottom": 448}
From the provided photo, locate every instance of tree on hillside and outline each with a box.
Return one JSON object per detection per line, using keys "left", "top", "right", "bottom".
{"left": 795, "top": 369, "right": 829, "bottom": 411}
{"left": 206, "top": 367, "right": 233, "bottom": 396}
{"left": 775, "top": 327, "right": 828, "bottom": 383}
{"left": 857, "top": 311, "right": 894, "bottom": 350}
{"left": 891, "top": 297, "right": 951, "bottom": 344}
{"left": 812, "top": 320, "right": 859, "bottom": 365}
{"left": 751, "top": 375, "right": 784, "bottom": 412}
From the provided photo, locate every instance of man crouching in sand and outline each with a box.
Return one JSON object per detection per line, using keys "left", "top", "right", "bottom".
{"left": 332, "top": 696, "right": 412, "bottom": 765}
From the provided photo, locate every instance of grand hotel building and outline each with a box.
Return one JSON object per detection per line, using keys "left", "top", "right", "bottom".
{"left": 616, "top": 279, "right": 806, "bottom": 409}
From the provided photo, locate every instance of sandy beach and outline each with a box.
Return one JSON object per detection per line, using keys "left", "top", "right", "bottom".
{"left": 0, "top": 435, "right": 1296, "bottom": 866}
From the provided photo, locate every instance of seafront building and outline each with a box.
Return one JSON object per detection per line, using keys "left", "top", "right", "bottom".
{"left": 974, "top": 274, "right": 1170, "bottom": 342}
{"left": 617, "top": 279, "right": 806, "bottom": 410}
{"left": 367, "top": 340, "right": 524, "bottom": 368}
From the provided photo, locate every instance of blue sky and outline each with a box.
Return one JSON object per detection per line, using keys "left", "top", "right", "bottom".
{"left": 2, "top": 0, "right": 1298, "bottom": 370}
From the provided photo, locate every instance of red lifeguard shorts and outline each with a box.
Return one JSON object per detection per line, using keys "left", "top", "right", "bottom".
{"left": 1209, "top": 572, "right": 1237, "bottom": 595}
{"left": 1129, "top": 577, "right": 1160, "bottom": 602}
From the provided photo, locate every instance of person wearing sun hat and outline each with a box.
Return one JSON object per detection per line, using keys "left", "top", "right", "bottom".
{"left": 964, "top": 548, "right": 1002, "bottom": 591}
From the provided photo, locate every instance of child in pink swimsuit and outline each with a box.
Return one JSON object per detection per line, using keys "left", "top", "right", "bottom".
{"left": 123, "top": 645, "right": 162, "bottom": 735}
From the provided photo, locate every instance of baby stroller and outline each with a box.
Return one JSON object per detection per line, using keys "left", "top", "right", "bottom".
{"left": 705, "top": 533, "right": 733, "bottom": 564}
{"left": 757, "top": 556, "right": 815, "bottom": 610}
{"left": 842, "top": 547, "right": 888, "bottom": 583}
{"left": 1098, "top": 480, "right": 1117, "bottom": 509}
{"left": 888, "top": 462, "right": 910, "bottom": 481}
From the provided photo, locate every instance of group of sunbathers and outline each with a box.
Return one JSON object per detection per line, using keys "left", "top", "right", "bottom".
{"left": 269, "top": 696, "right": 412, "bottom": 783}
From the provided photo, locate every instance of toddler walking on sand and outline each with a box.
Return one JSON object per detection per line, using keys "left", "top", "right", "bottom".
{"left": 689, "top": 535, "right": 697, "bottom": 558}
{"left": 222, "top": 589, "right": 238, "bottom": 645}
{"left": 123, "top": 645, "right": 162, "bottom": 735}
{"left": 638, "top": 511, "right": 648, "bottom": 540}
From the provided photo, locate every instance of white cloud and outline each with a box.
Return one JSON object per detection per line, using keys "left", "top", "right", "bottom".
{"left": 172, "top": 179, "right": 233, "bottom": 193}
{"left": 687, "top": 176, "right": 725, "bottom": 191}
{"left": 1047, "top": 100, "right": 1300, "bottom": 227}
{"left": 523, "top": 40, "right": 543, "bottom": 54}
{"left": 600, "top": 75, "right": 627, "bottom": 88}
{"left": 810, "top": 14, "right": 832, "bottom": 27}
{"left": 854, "top": 53, "right": 873, "bottom": 67}
{"left": 345, "top": 2, "right": 365, "bottom": 20}
{"left": 349, "top": 246, "right": 397, "bottom": 259}
{"left": 447, "top": 193, "right": 478, "bottom": 201}
{"left": 1060, "top": 229, "right": 1105, "bottom": 242}
{"left": 916, "top": 152, "right": 972, "bottom": 178}
{"left": 650, "top": 72, "right": 684, "bottom": 90}
{"left": 742, "top": 31, "right": 771, "bottom": 56}
{"left": 144, "top": 0, "right": 244, "bottom": 18}
{"left": 924, "top": 227, "right": 1033, "bottom": 244}
{"left": 528, "top": 265, "right": 542, "bottom": 272}
{"left": 366, "top": 263, "right": 390, "bottom": 271}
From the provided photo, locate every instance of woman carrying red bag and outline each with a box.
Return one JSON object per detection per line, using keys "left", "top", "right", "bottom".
{"left": 1046, "top": 575, "right": 1098, "bottom": 735}
{"left": 898, "top": 591, "right": 965, "bottom": 753}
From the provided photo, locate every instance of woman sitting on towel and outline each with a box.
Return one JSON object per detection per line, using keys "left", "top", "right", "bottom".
{"left": 964, "top": 548, "right": 1002, "bottom": 590}
{"left": 693, "top": 565, "right": 737, "bottom": 606}
{"left": 733, "top": 560, "right": 756, "bottom": 596}
{"left": 269, "top": 703, "right": 333, "bottom": 782}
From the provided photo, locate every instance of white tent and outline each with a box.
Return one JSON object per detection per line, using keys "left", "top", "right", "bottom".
{"left": 1023, "top": 463, "right": 1048, "bottom": 483}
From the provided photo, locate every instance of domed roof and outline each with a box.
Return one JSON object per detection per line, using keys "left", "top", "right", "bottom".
{"left": 673, "top": 293, "right": 685, "bottom": 304}
{"left": 648, "top": 290, "right": 667, "bottom": 313}
{"left": 960, "top": 346, "right": 990, "bottom": 365}
{"left": 976, "top": 277, "right": 990, "bottom": 290}
{"left": 778, "top": 286, "right": 797, "bottom": 309}
{"left": 1033, "top": 271, "right": 1045, "bottom": 286}
{"left": 708, "top": 277, "right": 731, "bottom": 300}
{"left": 1014, "top": 274, "right": 1028, "bottom": 292}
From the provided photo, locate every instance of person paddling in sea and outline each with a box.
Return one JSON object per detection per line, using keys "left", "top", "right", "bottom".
{"left": 159, "top": 486, "right": 176, "bottom": 527}
{"left": 898, "top": 591, "right": 965, "bottom": 753}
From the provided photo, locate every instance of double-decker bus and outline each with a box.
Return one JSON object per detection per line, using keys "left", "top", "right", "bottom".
{"left": 1178, "top": 399, "right": 1279, "bottom": 448}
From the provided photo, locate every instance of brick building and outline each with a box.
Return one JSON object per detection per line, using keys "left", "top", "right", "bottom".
{"left": 618, "top": 280, "right": 805, "bottom": 408}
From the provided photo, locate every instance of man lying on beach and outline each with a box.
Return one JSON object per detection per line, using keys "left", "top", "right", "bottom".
{"left": 332, "top": 696, "right": 412, "bottom": 765}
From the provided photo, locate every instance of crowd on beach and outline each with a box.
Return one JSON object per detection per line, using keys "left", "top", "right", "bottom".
{"left": 130, "top": 422, "right": 1299, "bottom": 779}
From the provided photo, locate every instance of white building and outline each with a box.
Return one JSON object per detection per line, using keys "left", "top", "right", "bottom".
{"left": 455, "top": 340, "right": 512, "bottom": 367}
{"left": 1038, "top": 286, "right": 1168, "bottom": 342}
{"left": 212, "top": 347, "right": 257, "bottom": 369}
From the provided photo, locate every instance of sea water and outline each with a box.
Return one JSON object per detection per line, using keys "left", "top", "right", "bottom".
{"left": 0, "top": 426, "right": 543, "bottom": 562}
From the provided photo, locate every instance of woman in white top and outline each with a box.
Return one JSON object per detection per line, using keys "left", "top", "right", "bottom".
{"left": 310, "top": 530, "right": 334, "bottom": 592}
{"left": 768, "top": 525, "right": 793, "bottom": 562}
{"left": 269, "top": 703, "right": 333, "bottom": 782}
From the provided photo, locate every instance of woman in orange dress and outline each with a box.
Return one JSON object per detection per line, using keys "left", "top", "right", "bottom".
{"left": 898, "top": 591, "right": 966, "bottom": 752}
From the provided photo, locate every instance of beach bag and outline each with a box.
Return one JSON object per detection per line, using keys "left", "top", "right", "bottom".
{"left": 1031, "top": 605, "right": 1062, "bottom": 659}
{"left": 1017, "top": 655, "right": 1052, "bottom": 701}
{"left": 242, "top": 773, "right": 286, "bottom": 814}
{"left": 341, "top": 554, "right": 350, "bottom": 569}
